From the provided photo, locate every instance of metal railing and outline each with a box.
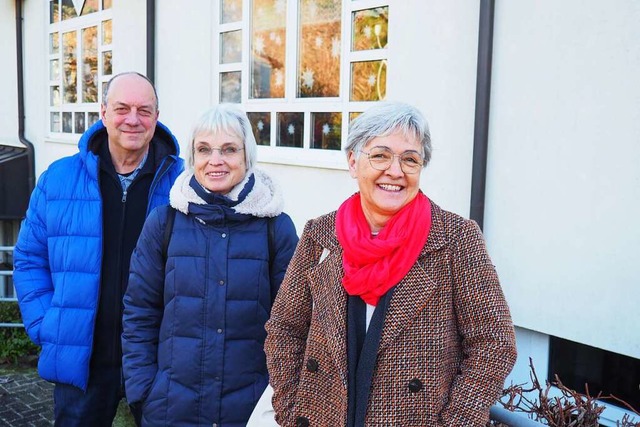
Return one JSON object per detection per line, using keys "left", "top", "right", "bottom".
{"left": 490, "top": 405, "right": 545, "bottom": 426}
{"left": 0, "top": 245, "right": 23, "bottom": 328}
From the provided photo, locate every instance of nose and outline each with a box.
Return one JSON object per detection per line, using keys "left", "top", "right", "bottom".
{"left": 124, "top": 109, "right": 141, "bottom": 125}
{"left": 207, "top": 149, "right": 225, "bottom": 164}
{"left": 385, "top": 155, "right": 404, "bottom": 176}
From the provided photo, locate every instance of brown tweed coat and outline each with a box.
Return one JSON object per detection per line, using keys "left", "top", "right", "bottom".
{"left": 264, "top": 201, "right": 517, "bottom": 427}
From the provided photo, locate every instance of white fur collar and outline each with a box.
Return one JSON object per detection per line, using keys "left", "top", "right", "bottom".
{"left": 169, "top": 168, "right": 285, "bottom": 218}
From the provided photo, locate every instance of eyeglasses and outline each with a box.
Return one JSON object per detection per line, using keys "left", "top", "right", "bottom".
{"left": 359, "top": 146, "right": 424, "bottom": 174}
{"left": 194, "top": 145, "right": 245, "bottom": 159}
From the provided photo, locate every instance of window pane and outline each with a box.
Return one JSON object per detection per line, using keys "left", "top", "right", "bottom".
{"left": 62, "top": 31, "right": 78, "bottom": 103}
{"left": 250, "top": 0, "right": 286, "bottom": 99}
{"left": 350, "top": 60, "right": 386, "bottom": 101}
{"left": 82, "top": 26, "right": 98, "bottom": 103}
{"left": 50, "top": 0, "right": 59, "bottom": 24}
{"left": 277, "top": 112, "right": 304, "bottom": 148}
{"left": 50, "top": 86, "right": 61, "bottom": 106}
{"left": 102, "top": 20, "right": 112, "bottom": 44}
{"left": 51, "top": 112, "right": 61, "bottom": 132}
{"left": 103, "top": 0, "right": 112, "bottom": 9}
{"left": 88, "top": 112, "right": 100, "bottom": 127}
{"left": 75, "top": 112, "right": 86, "bottom": 133}
{"left": 61, "top": 0, "right": 78, "bottom": 20}
{"left": 248, "top": 112, "right": 271, "bottom": 146}
{"left": 349, "top": 112, "right": 361, "bottom": 123}
{"left": 221, "top": 0, "right": 242, "bottom": 23}
{"left": 50, "top": 60, "right": 60, "bottom": 80}
{"left": 62, "top": 112, "right": 73, "bottom": 133}
{"left": 103, "top": 51, "right": 113, "bottom": 75}
{"left": 220, "top": 72, "right": 241, "bottom": 103}
{"left": 50, "top": 32, "right": 60, "bottom": 54}
{"left": 81, "top": 0, "right": 99, "bottom": 15}
{"left": 221, "top": 30, "right": 242, "bottom": 64}
{"left": 351, "top": 7, "right": 388, "bottom": 51}
{"left": 298, "top": 0, "right": 341, "bottom": 98}
{"left": 311, "top": 112, "right": 341, "bottom": 150}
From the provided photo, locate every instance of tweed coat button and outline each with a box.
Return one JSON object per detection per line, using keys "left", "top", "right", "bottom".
{"left": 296, "top": 416, "right": 310, "bottom": 427}
{"left": 408, "top": 378, "right": 423, "bottom": 393}
{"left": 306, "top": 358, "right": 319, "bottom": 372}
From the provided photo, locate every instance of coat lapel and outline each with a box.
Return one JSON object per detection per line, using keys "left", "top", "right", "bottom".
{"left": 377, "top": 202, "right": 449, "bottom": 355}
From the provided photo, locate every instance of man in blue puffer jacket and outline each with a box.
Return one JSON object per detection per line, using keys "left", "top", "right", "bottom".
{"left": 13, "top": 72, "right": 184, "bottom": 426}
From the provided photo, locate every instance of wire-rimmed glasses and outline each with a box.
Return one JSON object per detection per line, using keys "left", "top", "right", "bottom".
{"left": 359, "top": 146, "right": 424, "bottom": 174}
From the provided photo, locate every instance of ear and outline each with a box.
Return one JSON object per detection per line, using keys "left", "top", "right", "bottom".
{"left": 100, "top": 103, "right": 107, "bottom": 124}
{"left": 347, "top": 150, "right": 358, "bottom": 179}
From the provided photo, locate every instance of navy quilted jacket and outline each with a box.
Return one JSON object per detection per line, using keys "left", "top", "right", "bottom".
{"left": 122, "top": 170, "right": 298, "bottom": 427}
{"left": 13, "top": 120, "right": 183, "bottom": 391}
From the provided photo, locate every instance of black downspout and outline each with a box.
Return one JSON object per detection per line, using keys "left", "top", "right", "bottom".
{"left": 469, "top": 0, "right": 495, "bottom": 230}
{"left": 146, "top": 0, "right": 155, "bottom": 84}
{"left": 16, "top": 0, "right": 36, "bottom": 192}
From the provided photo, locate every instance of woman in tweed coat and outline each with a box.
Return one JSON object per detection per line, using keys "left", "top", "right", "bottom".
{"left": 264, "top": 102, "right": 517, "bottom": 427}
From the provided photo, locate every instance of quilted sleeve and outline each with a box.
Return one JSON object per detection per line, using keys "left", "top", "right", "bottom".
{"left": 122, "top": 205, "right": 169, "bottom": 405}
{"left": 13, "top": 171, "right": 53, "bottom": 346}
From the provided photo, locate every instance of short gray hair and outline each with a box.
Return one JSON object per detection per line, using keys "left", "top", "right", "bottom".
{"left": 345, "top": 102, "right": 432, "bottom": 167}
{"left": 187, "top": 104, "right": 258, "bottom": 172}
{"left": 102, "top": 71, "right": 159, "bottom": 110}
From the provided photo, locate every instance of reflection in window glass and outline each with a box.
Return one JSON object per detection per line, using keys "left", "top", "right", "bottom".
{"left": 221, "top": 0, "right": 242, "bottom": 23}
{"left": 103, "top": 0, "right": 112, "bottom": 9}
{"left": 298, "top": 0, "right": 341, "bottom": 98}
{"left": 103, "top": 51, "right": 113, "bottom": 75}
{"left": 311, "top": 112, "right": 341, "bottom": 150}
{"left": 81, "top": 0, "right": 99, "bottom": 15}
{"left": 351, "top": 7, "right": 388, "bottom": 51}
{"left": 50, "top": 60, "right": 60, "bottom": 80}
{"left": 348, "top": 112, "right": 362, "bottom": 125}
{"left": 50, "top": 33, "right": 60, "bottom": 54}
{"left": 88, "top": 112, "right": 100, "bottom": 127}
{"left": 51, "top": 112, "right": 61, "bottom": 132}
{"left": 82, "top": 27, "right": 98, "bottom": 103}
{"left": 50, "top": 86, "right": 61, "bottom": 106}
{"left": 277, "top": 112, "right": 304, "bottom": 147}
{"left": 221, "top": 31, "right": 242, "bottom": 64}
{"left": 61, "top": 0, "right": 78, "bottom": 20}
{"left": 50, "top": 0, "right": 59, "bottom": 24}
{"left": 62, "top": 112, "right": 73, "bottom": 133}
{"left": 350, "top": 60, "right": 386, "bottom": 101}
{"left": 220, "top": 72, "right": 241, "bottom": 103}
{"left": 75, "top": 112, "right": 86, "bottom": 133}
{"left": 250, "top": 0, "right": 286, "bottom": 99}
{"left": 102, "top": 20, "right": 112, "bottom": 44}
{"left": 63, "top": 31, "right": 78, "bottom": 103}
{"left": 248, "top": 112, "right": 271, "bottom": 146}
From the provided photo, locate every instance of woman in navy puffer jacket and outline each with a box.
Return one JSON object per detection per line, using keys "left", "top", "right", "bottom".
{"left": 122, "top": 104, "right": 298, "bottom": 427}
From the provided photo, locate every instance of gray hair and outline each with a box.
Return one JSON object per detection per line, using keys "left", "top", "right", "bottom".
{"left": 345, "top": 102, "right": 432, "bottom": 167}
{"left": 187, "top": 104, "right": 258, "bottom": 172}
{"left": 102, "top": 72, "right": 159, "bottom": 110}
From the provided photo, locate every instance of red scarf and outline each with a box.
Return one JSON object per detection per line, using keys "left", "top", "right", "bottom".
{"left": 336, "top": 192, "right": 432, "bottom": 306}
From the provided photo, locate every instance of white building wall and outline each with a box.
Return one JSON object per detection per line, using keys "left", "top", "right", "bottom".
{"left": 486, "top": 0, "right": 640, "bottom": 360}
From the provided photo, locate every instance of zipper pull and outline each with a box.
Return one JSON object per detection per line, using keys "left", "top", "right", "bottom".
{"left": 122, "top": 190, "right": 127, "bottom": 203}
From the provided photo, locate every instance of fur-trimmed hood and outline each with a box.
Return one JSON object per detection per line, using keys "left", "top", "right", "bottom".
{"left": 169, "top": 168, "right": 285, "bottom": 218}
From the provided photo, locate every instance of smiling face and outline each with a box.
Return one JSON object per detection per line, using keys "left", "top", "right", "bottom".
{"left": 348, "top": 130, "right": 423, "bottom": 232}
{"left": 101, "top": 74, "right": 158, "bottom": 160}
{"left": 193, "top": 131, "right": 247, "bottom": 194}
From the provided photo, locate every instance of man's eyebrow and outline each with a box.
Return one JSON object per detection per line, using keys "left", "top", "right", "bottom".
{"left": 112, "top": 101, "right": 155, "bottom": 110}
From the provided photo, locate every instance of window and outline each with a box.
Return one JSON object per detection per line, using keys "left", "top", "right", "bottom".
{"left": 48, "top": 0, "right": 113, "bottom": 137}
{"left": 214, "top": 0, "right": 389, "bottom": 167}
{"left": 549, "top": 336, "right": 640, "bottom": 411}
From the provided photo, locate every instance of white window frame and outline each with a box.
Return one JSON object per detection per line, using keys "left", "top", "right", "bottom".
{"left": 213, "top": 0, "right": 389, "bottom": 170}
{"left": 46, "top": 1, "right": 113, "bottom": 144}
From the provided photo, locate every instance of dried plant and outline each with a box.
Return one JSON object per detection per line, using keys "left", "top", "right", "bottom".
{"left": 494, "top": 358, "right": 640, "bottom": 427}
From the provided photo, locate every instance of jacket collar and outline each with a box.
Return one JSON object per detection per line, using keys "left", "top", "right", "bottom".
{"left": 169, "top": 168, "right": 285, "bottom": 218}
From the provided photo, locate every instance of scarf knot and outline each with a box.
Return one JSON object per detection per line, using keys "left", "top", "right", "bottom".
{"left": 336, "top": 192, "right": 432, "bottom": 305}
